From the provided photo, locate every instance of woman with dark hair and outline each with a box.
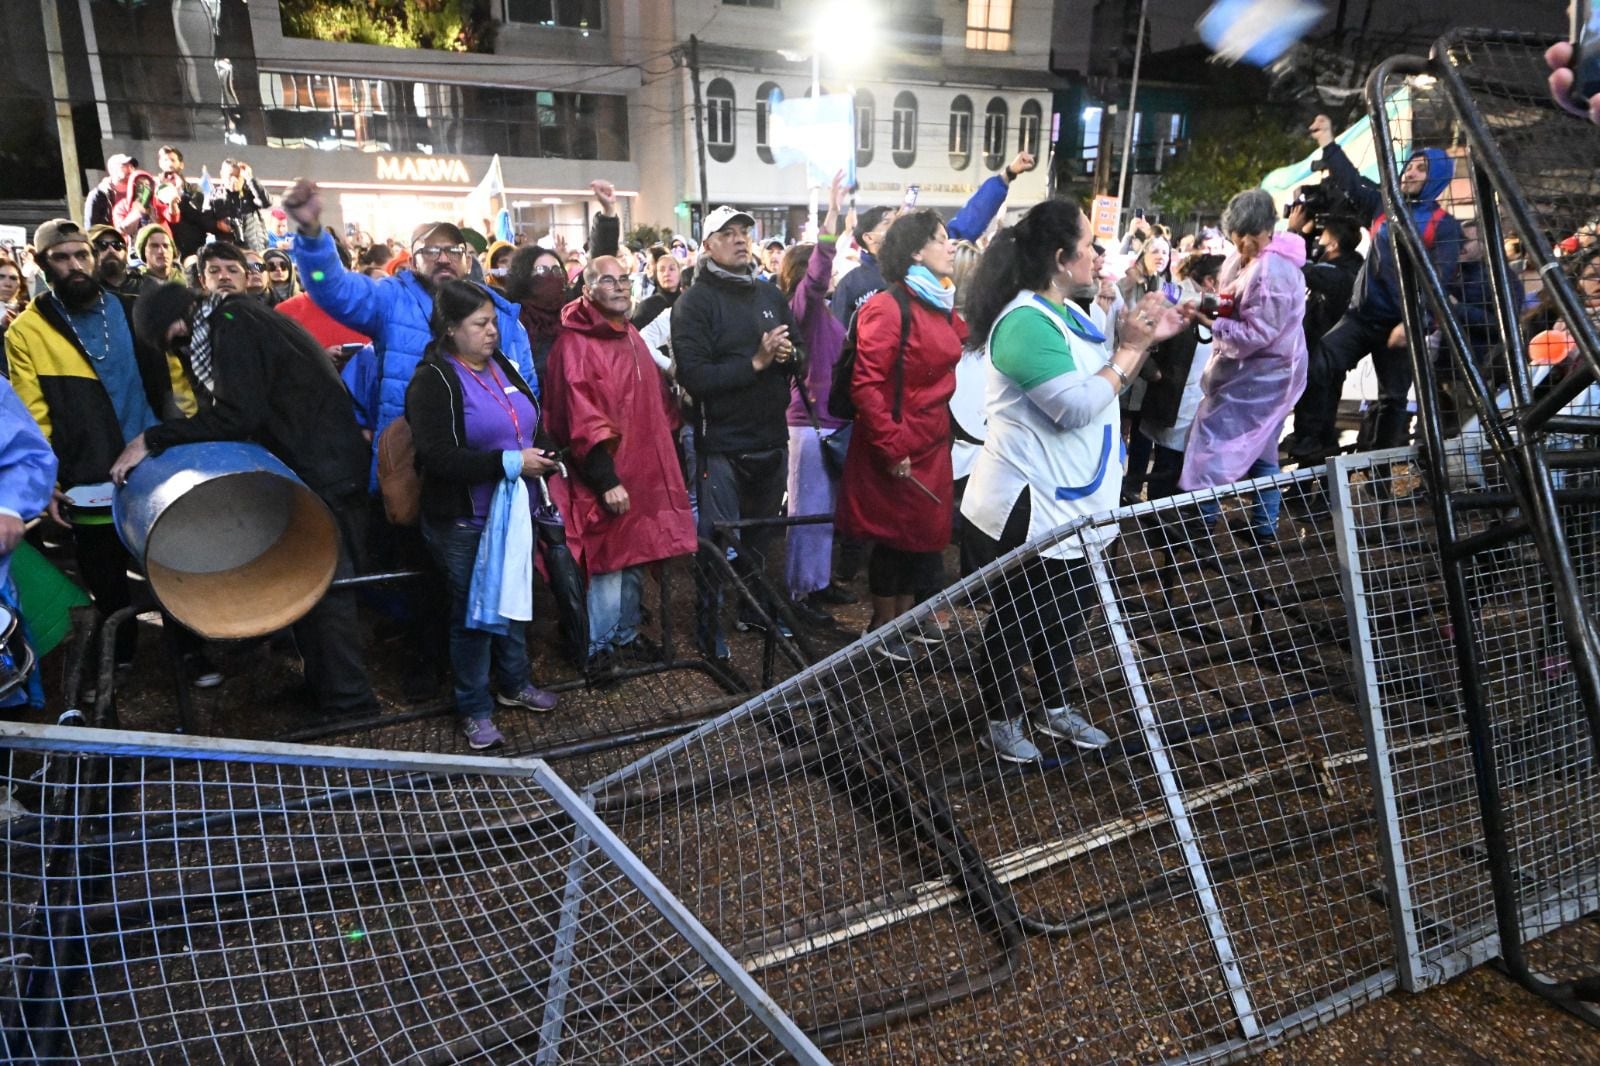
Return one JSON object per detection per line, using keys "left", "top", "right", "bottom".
{"left": 405, "top": 279, "right": 561, "bottom": 750}
{"left": 834, "top": 208, "right": 966, "bottom": 660}
{"left": 261, "top": 248, "right": 298, "bottom": 306}
{"left": 961, "top": 200, "right": 1184, "bottom": 764}
{"left": 505, "top": 243, "right": 570, "bottom": 387}
{"left": 630, "top": 247, "right": 684, "bottom": 332}
{"left": 779, "top": 173, "right": 852, "bottom": 620}
{"left": 1117, "top": 231, "right": 1174, "bottom": 501}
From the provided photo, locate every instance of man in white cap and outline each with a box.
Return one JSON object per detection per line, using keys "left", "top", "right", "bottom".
{"left": 85, "top": 153, "right": 136, "bottom": 229}
{"left": 671, "top": 205, "right": 801, "bottom": 659}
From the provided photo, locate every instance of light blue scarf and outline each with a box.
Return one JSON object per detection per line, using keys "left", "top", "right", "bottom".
{"left": 904, "top": 265, "right": 955, "bottom": 312}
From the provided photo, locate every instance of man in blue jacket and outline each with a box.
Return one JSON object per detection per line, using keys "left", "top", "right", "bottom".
{"left": 0, "top": 377, "right": 57, "bottom": 708}
{"left": 831, "top": 150, "right": 1037, "bottom": 326}
{"left": 278, "top": 177, "right": 537, "bottom": 458}
{"left": 1290, "top": 115, "right": 1463, "bottom": 463}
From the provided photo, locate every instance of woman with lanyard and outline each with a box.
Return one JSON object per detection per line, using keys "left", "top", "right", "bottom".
{"left": 961, "top": 200, "right": 1185, "bottom": 765}
{"left": 406, "top": 280, "right": 561, "bottom": 750}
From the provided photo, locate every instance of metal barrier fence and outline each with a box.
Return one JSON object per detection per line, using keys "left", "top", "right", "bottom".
{"left": 0, "top": 724, "right": 825, "bottom": 1064}
{"left": 1333, "top": 446, "right": 1600, "bottom": 996}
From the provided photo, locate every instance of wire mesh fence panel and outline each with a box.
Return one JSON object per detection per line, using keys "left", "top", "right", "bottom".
{"left": 0, "top": 725, "right": 820, "bottom": 1065}
{"left": 587, "top": 465, "right": 1406, "bottom": 1063}
{"left": 1331, "top": 447, "right": 1600, "bottom": 991}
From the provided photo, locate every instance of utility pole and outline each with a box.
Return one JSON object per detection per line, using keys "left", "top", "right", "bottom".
{"left": 1114, "top": 0, "right": 1149, "bottom": 223}
{"left": 42, "top": 0, "right": 83, "bottom": 222}
{"left": 688, "top": 34, "right": 710, "bottom": 237}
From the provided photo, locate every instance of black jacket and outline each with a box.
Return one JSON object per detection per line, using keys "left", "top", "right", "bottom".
{"left": 1303, "top": 251, "right": 1362, "bottom": 350}
{"left": 144, "top": 295, "right": 369, "bottom": 500}
{"left": 405, "top": 347, "right": 539, "bottom": 522}
{"left": 630, "top": 288, "right": 677, "bottom": 331}
{"left": 670, "top": 265, "right": 799, "bottom": 455}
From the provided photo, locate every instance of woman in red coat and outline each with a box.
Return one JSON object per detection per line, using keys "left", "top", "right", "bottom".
{"left": 836, "top": 209, "right": 967, "bottom": 661}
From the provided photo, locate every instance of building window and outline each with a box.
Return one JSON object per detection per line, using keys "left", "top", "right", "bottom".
{"left": 965, "top": 0, "right": 1012, "bottom": 51}
{"left": 892, "top": 90, "right": 917, "bottom": 168}
{"left": 982, "top": 97, "right": 1008, "bottom": 170}
{"left": 705, "top": 78, "right": 736, "bottom": 163}
{"left": 948, "top": 95, "right": 973, "bottom": 170}
{"left": 1081, "top": 105, "right": 1103, "bottom": 169}
{"left": 1019, "top": 99, "right": 1042, "bottom": 158}
{"left": 506, "top": 0, "right": 604, "bottom": 31}
{"left": 854, "top": 88, "right": 875, "bottom": 169}
{"left": 722, "top": 0, "right": 779, "bottom": 7}
{"left": 756, "top": 82, "right": 783, "bottom": 165}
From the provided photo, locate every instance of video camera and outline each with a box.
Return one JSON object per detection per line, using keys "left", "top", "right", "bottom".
{"left": 1283, "top": 182, "right": 1350, "bottom": 225}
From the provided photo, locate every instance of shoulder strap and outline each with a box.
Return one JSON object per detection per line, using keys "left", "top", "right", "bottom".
{"left": 1372, "top": 207, "right": 1451, "bottom": 251}
{"left": 890, "top": 284, "right": 912, "bottom": 423}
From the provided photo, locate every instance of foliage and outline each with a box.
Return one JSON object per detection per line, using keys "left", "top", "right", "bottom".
{"left": 626, "top": 223, "right": 670, "bottom": 250}
{"left": 1153, "top": 108, "right": 1306, "bottom": 225}
{"left": 279, "top": 0, "right": 495, "bottom": 53}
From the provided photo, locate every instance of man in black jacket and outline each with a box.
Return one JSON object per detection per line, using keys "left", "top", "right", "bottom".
{"left": 116, "top": 284, "right": 379, "bottom": 718}
{"left": 671, "top": 205, "right": 801, "bottom": 659}
{"left": 1284, "top": 214, "right": 1363, "bottom": 459}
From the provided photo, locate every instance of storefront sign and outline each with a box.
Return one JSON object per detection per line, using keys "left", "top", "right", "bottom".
{"left": 1091, "top": 195, "right": 1120, "bottom": 241}
{"left": 376, "top": 156, "right": 472, "bottom": 184}
{"left": 858, "top": 181, "right": 976, "bottom": 195}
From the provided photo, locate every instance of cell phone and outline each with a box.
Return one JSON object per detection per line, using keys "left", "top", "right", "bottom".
{"left": 1572, "top": 0, "right": 1600, "bottom": 105}
{"left": 1134, "top": 208, "right": 1146, "bottom": 220}
{"left": 902, "top": 185, "right": 920, "bottom": 210}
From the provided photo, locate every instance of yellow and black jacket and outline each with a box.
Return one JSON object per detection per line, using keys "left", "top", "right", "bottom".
{"left": 2, "top": 290, "right": 190, "bottom": 487}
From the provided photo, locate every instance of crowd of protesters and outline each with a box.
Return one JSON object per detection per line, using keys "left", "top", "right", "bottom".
{"left": 0, "top": 49, "right": 1596, "bottom": 760}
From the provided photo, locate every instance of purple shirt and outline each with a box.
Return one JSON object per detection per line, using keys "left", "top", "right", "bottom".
{"left": 451, "top": 357, "right": 538, "bottom": 522}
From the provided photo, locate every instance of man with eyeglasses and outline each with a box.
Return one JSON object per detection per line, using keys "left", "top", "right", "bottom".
{"left": 545, "top": 256, "right": 696, "bottom": 669}
{"left": 86, "top": 224, "right": 143, "bottom": 299}
{"left": 671, "top": 205, "right": 803, "bottom": 659}
{"left": 3, "top": 219, "right": 195, "bottom": 677}
{"left": 243, "top": 251, "right": 269, "bottom": 300}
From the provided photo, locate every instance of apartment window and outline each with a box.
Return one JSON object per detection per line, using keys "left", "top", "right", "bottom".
{"left": 756, "top": 82, "right": 783, "bottom": 165}
{"left": 982, "top": 97, "right": 1008, "bottom": 170}
{"left": 892, "top": 90, "right": 917, "bottom": 168}
{"left": 1081, "top": 105, "right": 1103, "bottom": 165}
{"left": 1018, "top": 99, "right": 1042, "bottom": 158}
{"left": 948, "top": 95, "right": 973, "bottom": 170}
{"left": 965, "top": 0, "right": 1012, "bottom": 51}
{"left": 506, "top": 0, "right": 604, "bottom": 31}
{"left": 854, "top": 88, "right": 875, "bottom": 168}
{"left": 706, "top": 78, "right": 736, "bottom": 162}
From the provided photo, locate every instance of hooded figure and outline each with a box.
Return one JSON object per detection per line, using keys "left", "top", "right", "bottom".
{"left": 261, "top": 248, "right": 298, "bottom": 307}
{"left": 1289, "top": 142, "right": 1463, "bottom": 461}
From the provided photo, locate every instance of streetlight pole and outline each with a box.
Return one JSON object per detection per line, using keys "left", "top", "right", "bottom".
{"left": 1115, "top": 0, "right": 1149, "bottom": 223}
{"left": 808, "top": 51, "right": 821, "bottom": 240}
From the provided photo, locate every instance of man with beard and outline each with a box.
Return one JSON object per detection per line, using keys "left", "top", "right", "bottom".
{"left": 544, "top": 256, "right": 696, "bottom": 667}
{"left": 2, "top": 220, "right": 197, "bottom": 675}
{"left": 86, "top": 225, "right": 144, "bottom": 298}
{"left": 196, "top": 241, "right": 251, "bottom": 297}
{"left": 154, "top": 145, "right": 215, "bottom": 259}
{"left": 113, "top": 283, "right": 380, "bottom": 719}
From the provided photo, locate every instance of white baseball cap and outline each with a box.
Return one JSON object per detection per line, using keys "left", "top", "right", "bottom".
{"left": 703, "top": 205, "right": 756, "bottom": 236}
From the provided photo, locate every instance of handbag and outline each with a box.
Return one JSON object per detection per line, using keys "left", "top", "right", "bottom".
{"left": 376, "top": 417, "right": 422, "bottom": 527}
{"left": 818, "top": 423, "right": 851, "bottom": 479}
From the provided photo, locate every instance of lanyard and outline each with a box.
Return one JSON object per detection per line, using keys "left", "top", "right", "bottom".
{"left": 454, "top": 356, "right": 525, "bottom": 447}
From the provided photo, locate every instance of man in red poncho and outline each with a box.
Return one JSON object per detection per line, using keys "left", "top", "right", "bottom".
{"left": 544, "top": 255, "right": 697, "bottom": 663}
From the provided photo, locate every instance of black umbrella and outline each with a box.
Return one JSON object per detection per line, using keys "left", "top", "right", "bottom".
{"left": 533, "top": 474, "right": 588, "bottom": 667}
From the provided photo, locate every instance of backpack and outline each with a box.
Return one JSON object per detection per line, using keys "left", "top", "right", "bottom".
{"left": 376, "top": 416, "right": 422, "bottom": 527}
{"left": 828, "top": 285, "right": 913, "bottom": 422}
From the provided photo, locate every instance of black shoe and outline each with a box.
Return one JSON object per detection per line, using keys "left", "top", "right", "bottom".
{"left": 812, "top": 583, "right": 857, "bottom": 606}
{"left": 787, "top": 597, "right": 834, "bottom": 628}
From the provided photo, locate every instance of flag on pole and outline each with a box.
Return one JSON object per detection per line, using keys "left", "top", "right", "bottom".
{"left": 769, "top": 94, "right": 857, "bottom": 188}
{"left": 465, "top": 153, "right": 505, "bottom": 227}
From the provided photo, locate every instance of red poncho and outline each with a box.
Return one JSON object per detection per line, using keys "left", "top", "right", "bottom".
{"left": 543, "top": 298, "right": 697, "bottom": 576}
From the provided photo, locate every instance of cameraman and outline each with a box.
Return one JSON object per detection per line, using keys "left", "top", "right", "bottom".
{"left": 1285, "top": 212, "right": 1363, "bottom": 458}
{"left": 1288, "top": 114, "right": 1462, "bottom": 465}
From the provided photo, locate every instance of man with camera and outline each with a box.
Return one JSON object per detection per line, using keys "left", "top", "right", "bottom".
{"left": 1288, "top": 114, "right": 1462, "bottom": 465}
{"left": 1283, "top": 205, "right": 1363, "bottom": 459}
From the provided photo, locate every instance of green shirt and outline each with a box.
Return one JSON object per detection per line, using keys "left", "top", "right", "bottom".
{"left": 988, "top": 297, "right": 1079, "bottom": 390}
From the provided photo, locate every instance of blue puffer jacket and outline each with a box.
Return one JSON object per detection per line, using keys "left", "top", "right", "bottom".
{"left": 1321, "top": 143, "right": 1462, "bottom": 327}
{"left": 292, "top": 229, "right": 536, "bottom": 489}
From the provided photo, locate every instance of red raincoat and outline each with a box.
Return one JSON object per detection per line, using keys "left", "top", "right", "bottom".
{"left": 835, "top": 286, "right": 966, "bottom": 552}
{"left": 543, "top": 297, "right": 697, "bottom": 576}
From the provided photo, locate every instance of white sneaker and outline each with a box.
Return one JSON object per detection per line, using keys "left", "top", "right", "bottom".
{"left": 1032, "top": 705, "right": 1111, "bottom": 750}
{"left": 984, "top": 718, "right": 1042, "bottom": 763}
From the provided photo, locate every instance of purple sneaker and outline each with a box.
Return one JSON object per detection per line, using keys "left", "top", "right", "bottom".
{"left": 460, "top": 717, "right": 504, "bottom": 751}
{"left": 496, "top": 683, "right": 558, "bottom": 712}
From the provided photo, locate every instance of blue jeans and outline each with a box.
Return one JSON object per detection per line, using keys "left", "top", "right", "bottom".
{"left": 588, "top": 565, "right": 643, "bottom": 656}
{"left": 422, "top": 518, "right": 529, "bottom": 721}
{"left": 1199, "top": 455, "right": 1283, "bottom": 538}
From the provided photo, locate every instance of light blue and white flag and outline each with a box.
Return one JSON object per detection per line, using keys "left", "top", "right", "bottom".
{"left": 1197, "top": 0, "right": 1327, "bottom": 67}
{"left": 770, "top": 93, "right": 857, "bottom": 188}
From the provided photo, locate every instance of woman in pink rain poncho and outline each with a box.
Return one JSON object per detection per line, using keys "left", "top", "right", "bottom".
{"left": 1179, "top": 188, "right": 1307, "bottom": 542}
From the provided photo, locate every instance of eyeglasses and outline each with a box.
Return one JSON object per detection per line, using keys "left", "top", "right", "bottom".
{"left": 266, "top": 262, "right": 290, "bottom": 273}
{"left": 532, "top": 263, "right": 565, "bottom": 276}
{"left": 413, "top": 244, "right": 468, "bottom": 261}
{"left": 94, "top": 238, "right": 126, "bottom": 252}
{"left": 589, "top": 275, "right": 626, "bottom": 290}
{"left": 245, "top": 263, "right": 265, "bottom": 274}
